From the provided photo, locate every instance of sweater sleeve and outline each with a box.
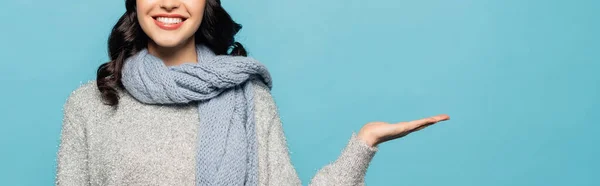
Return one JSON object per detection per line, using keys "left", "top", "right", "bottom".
{"left": 55, "top": 92, "right": 90, "bottom": 186}
{"left": 251, "top": 80, "right": 378, "bottom": 186}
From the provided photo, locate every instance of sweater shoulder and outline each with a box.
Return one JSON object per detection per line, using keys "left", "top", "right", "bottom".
{"left": 249, "top": 79, "right": 275, "bottom": 107}
{"left": 248, "top": 78, "right": 279, "bottom": 123}
{"left": 63, "top": 80, "right": 110, "bottom": 116}
{"left": 249, "top": 79, "right": 271, "bottom": 94}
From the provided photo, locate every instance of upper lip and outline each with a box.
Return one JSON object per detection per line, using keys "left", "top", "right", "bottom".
{"left": 152, "top": 14, "right": 188, "bottom": 20}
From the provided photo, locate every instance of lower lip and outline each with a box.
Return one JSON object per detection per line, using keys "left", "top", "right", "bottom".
{"left": 153, "top": 19, "right": 184, "bottom": 30}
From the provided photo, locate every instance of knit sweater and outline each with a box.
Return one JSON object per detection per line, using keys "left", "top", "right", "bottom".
{"left": 55, "top": 79, "right": 378, "bottom": 186}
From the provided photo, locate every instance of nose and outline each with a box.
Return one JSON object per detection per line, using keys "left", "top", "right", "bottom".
{"left": 159, "top": 0, "right": 180, "bottom": 11}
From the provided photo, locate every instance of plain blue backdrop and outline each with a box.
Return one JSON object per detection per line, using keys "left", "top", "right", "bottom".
{"left": 1, "top": 0, "right": 598, "bottom": 185}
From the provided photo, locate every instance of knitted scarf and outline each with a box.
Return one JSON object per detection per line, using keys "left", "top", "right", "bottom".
{"left": 121, "top": 44, "right": 271, "bottom": 186}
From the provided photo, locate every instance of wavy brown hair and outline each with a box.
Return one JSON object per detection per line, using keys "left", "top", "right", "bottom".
{"left": 97, "top": 0, "right": 247, "bottom": 106}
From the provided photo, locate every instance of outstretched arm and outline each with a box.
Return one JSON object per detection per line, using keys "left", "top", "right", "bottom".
{"left": 251, "top": 80, "right": 377, "bottom": 186}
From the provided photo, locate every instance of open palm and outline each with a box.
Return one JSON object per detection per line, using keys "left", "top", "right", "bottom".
{"left": 357, "top": 114, "right": 450, "bottom": 147}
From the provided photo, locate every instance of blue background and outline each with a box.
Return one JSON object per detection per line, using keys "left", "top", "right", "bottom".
{"left": 1, "top": 0, "right": 598, "bottom": 185}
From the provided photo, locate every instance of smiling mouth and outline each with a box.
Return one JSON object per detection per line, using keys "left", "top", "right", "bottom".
{"left": 152, "top": 15, "right": 187, "bottom": 30}
{"left": 153, "top": 17, "right": 186, "bottom": 24}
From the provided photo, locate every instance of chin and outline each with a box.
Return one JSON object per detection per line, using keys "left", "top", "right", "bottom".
{"left": 151, "top": 37, "right": 189, "bottom": 48}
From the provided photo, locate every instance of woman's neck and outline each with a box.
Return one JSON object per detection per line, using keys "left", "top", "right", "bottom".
{"left": 147, "top": 38, "right": 197, "bottom": 67}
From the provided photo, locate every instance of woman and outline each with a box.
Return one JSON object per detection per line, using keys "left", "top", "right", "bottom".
{"left": 55, "top": 0, "right": 450, "bottom": 185}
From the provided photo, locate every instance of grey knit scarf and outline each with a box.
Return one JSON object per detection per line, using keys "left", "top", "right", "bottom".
{"left": 121, "top": 44, "right": 271, "bottom": 186}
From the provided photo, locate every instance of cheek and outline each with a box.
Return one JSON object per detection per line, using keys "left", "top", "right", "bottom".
{"left": 184, "top": 3, "right": 205, "bottom": 35}
{"left": 185, "top": 0, "right": 206, "bottom": 13}
{"left": 136, "top": 3, "right": 153, "bottom": 36}
{"left": 186, "top": 0, "right": 206, "bottom": 25}
{"left": 137, "top": 15, "right": 154, "bottom": 39}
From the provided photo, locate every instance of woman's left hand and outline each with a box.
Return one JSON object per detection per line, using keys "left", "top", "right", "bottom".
{"left": 357, "top": 114, "right": 450, "bottom": 147}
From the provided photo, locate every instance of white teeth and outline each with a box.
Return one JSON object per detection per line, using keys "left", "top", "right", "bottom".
{"left": 156, "top": 17, "right": 183, "bottom": 24}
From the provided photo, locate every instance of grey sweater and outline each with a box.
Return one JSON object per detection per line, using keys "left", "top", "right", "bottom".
{"left": 55, "top": 80, "right": 378, "bottom": 186}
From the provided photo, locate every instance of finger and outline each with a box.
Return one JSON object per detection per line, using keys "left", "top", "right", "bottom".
{"left": 404, "top": 114, "right": 450, "bottom": 131}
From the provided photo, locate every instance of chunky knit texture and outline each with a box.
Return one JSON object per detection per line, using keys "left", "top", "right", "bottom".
{"left": 56, "top": 80, "right": 378, "bottom": 186}
{"left": 121, "top": 45, "right": 270, "bottom": 185}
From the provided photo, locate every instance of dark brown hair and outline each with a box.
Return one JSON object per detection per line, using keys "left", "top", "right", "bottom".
{"left": 97, "top": 0, "right": 246, "bottom": 106}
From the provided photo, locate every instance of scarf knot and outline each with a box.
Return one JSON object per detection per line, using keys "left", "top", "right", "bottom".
{"left": 122, "top": 44, "right": 269, "bottom": 186}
